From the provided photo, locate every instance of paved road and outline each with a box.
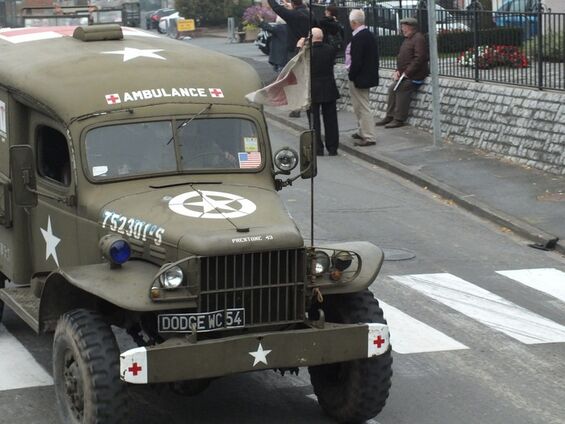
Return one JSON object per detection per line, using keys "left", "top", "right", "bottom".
{"left": 2, "top": 121, "right": 565, "bottom": 423}
{"left": 1, "top": 35, "right": 564, "bottom": 423}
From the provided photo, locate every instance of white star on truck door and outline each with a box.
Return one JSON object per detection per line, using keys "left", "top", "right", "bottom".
{"left": 249, "top": 343, "right": 272, "bottom": 367}
{"left": 101, "top": 47, "right": 166, "bottom": 62}
{"left": 40, "top": 216, "right": 61, "bottom": 267}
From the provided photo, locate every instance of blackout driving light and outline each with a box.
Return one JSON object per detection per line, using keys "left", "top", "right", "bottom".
{"left": 99, "top": 234, "right": 131, "bottom": 267}
{"left": 159, "top": 265, "right": 184, "bottom": 290}
{"left": 333, "top": 251, "right": 353, "bottom": 271}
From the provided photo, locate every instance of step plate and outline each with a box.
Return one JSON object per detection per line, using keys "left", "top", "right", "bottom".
{"left": 0, "top": 287, "right": 40, "bottom": 333}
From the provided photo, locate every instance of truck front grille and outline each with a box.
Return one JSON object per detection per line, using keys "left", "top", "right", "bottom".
{"left": 199, "top": 249, "right": 306, "bottom": 327}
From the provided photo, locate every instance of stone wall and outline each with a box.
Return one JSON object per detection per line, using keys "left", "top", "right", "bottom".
{"left": 335, "top": 66, "right": 565, "bottom": 175}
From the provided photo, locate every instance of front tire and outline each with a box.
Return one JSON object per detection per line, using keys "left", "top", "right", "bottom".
{"left": 53, "top": 309, "right": 128, "bottom": 424}
{"left": 308, "top": 290, "right": 393, "bottom": 423}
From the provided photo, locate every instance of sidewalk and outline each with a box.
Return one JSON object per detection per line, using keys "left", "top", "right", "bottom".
{"left": 265, "top": 106, "right": 565, "bottom": 255}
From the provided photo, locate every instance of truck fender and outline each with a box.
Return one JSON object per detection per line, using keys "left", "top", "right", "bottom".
{"left": 39, "top": 260, "right": 196, "bottom": 332}
{"left": 311, "top": 241, "right": 384, "bottom": 295}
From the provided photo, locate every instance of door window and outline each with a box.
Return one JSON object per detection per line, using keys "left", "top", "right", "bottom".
{"left": 36, "top": 125, "right": 71, "bottom": 186}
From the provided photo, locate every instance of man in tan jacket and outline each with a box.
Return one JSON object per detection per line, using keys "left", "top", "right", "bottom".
{"left": 376, "top": 17, "right": 429, "bottom": 129}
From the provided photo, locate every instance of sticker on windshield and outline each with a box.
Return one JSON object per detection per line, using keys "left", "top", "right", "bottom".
{"left": 168, "top": 190, "right": 256, "bottom": 219}
{"left": 243, "top": 137, "right": 258, "bottom": 152}
{"left": 0, "top": 100, "right": 6, "bottom": 137}
{"left": 238, "top": 152, "right": 261, "bottom": 169}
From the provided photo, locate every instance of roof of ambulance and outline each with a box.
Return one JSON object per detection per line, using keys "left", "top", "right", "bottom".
{"left": 0, "top": 26, "right": 262, "bottom": 123}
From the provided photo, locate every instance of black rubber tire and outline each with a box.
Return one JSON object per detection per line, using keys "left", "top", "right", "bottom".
{"left": 308, "top": 290, "right": 393, "bottom": 424}
{"left": 53, "top": 309, "right": 128, "bottom": 424}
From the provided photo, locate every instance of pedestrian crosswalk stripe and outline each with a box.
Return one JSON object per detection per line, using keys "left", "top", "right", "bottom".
{"left": 0, "top": 324, "right": 53, "bottom": 391}
{"left": 379, "top": 300, "right": 468, "bottom": 354}
{"left": 390, "top": 273, "right": 565, "bottom": 345}
{"left": 496, "top": 268, "right": 565, "bottom": 303}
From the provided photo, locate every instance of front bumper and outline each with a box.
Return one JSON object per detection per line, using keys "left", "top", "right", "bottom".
{"left": 120, "top": 322, "right": 390, "bottom": 384}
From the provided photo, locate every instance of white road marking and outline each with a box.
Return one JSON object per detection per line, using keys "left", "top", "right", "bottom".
{"left": 496, "top": 268, "right": 565, "bottom": 303}
{"left": 0, "top": 324, "right": 53, "bottom": 390}
{"left": 379, "top": 300, "right": 469, "bottom": 354}
{"left": 391, "top": 273, "right": 565, "bottom": 345}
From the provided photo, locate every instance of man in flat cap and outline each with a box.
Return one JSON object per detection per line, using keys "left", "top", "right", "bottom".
{"left": 375, "top": 17, "right": 429, "bottom": 129}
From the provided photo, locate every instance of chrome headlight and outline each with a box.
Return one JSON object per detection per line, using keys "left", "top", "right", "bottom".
{"left": 313, "top": 251, "right": 331, "bottom": 276}
{"left": 159, "top": 265, "right": 184, "bottom": 290}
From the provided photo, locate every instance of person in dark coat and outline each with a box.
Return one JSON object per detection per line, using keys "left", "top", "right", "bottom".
{"left": 319, "top": 4, "right": 344, "bottom": 56}
{"left": 375, "top": 17, "right": 429, "bottom": 128}
{"left": 299, "top": 27, "right": 340, "bottom": 156}
{"left": 267, "top": 0, "right": 313, "bottom": 118}
{"left": 259, "top": 16, "right": 289, "bottom": 73}
{"left": 347, "top": 9, "right": 379, "bottom": 146}
{"left": 267, "top": 0, "right": 311, "bottom": 62}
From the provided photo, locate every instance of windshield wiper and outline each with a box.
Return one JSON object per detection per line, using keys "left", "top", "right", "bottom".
{"left": 166, "top": 104, "right": 213, "bottom": 145}
{"left": 149, "top": 181, "right": 222, "bottom": 189}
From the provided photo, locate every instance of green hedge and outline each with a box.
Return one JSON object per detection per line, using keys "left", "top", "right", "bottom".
{"left": 175, "top": 0, "right": 253, "bottom": 26}
{"left": 525, "top": 31, "right": 565, "bottom": 62}
{"left": 377, "top": 27, "right": 524, "bottom": 57}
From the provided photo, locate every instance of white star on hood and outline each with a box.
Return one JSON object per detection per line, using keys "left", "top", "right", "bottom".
{"left": 101, "top": 47, "right": 166, "bottom": 62}
{"left": 184, "top": 193, "right": 238, "bottom": 214}
{"left": 249, "top": 343, "right": 272, "bottom": 367}
{"left": 40, "top": 216, "right": 61, "bottom": 267}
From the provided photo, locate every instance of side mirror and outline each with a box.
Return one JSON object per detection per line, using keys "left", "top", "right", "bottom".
{"left": 299, "top": 130, "right": 317, "bottom": 179}
{"left": 10, "top": 145, "right": 37, "bottom": 208}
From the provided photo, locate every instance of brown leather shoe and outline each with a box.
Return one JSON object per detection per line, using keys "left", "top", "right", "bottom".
{"left": 351, "top": 132, "right": 363, "bottom": 140}
{"left": 354, "top": 140, "right": 376, "bottom": 146}
{"left": 375, "top": 117, "right": 394, "bottom": 126}
{"left": 384, "top": 120, "right": 405, "bottom": 129}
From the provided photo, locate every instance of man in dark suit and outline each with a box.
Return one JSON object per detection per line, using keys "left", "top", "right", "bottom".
{"left": 268, "top": 0, "right": 312, "bottom": 118}
{"left": 347, "top": 9, "right": 379, "bottom": 146}
{"left": 300, "top": 27, "right": 340, "bottom": 156}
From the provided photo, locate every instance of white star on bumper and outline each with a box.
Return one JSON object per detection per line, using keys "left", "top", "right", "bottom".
{"left": 249, "top": 343, "right": 272, "bottom": 367}
{"left": 101, "top": 47, "right": 166, "bottom": 62}
{"left": 40, "top": 216, "right": 61, "bottom": 267}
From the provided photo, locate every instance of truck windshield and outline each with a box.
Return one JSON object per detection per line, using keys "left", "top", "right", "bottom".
{"left": 85, "top": 118, "right": 262, "bottom": 180}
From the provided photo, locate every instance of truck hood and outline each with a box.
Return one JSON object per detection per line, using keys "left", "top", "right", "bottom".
{"left": 98, "top": 184, "right": 304, "bottom": 256}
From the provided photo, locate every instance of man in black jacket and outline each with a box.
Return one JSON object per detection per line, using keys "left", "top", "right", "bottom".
{"left": 267, "top": 0, "right": 310, "bottom": 63}
{"left": 347, "top": 9, "right": 379, "bottom": 146}
{"left": 267, "top": 0, "right": 312, "bottom": 118}
{"left": 299, "top": 27, "right": 340, "bottom": 156}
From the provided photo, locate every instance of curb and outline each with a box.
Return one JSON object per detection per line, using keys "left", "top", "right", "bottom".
{"left": 265, "top": 110, "right": 563, "bottom": 255}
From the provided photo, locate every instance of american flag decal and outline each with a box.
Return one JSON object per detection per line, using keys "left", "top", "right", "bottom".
{"left": 238, "top": 152, "right": 261, "bottom": 169}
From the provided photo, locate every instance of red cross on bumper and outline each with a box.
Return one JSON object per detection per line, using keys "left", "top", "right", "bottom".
{"left": 368, "top": 323, "right": 390, "bottom": 357}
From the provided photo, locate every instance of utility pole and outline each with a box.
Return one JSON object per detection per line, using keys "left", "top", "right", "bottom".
{"left": 427, "top": 0, "right": 442, "bottom": 147}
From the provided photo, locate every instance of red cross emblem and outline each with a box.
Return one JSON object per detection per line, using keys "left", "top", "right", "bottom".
{"left": 373, "top": 335, "right": 385, "bottom": 348}
{"left": 209, "top": 88, "right": 224, "bottom": 98}
{"left": 128, "top": 362, "right": 142, "bottom": 376}
{"left": 105, "top": 93, "right": 121, "bottom": 105}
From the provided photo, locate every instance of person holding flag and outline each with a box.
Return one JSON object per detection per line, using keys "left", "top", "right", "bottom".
{"left": 267, "top": 0, "right": 314, "bottom": 118}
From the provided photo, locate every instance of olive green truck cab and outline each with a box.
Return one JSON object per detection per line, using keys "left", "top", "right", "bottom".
{"left": 0, "top": 25, "right": 392, "bottom": 423}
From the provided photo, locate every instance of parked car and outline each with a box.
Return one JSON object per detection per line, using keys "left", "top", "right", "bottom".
{"left": 146, "top": 8, "right": 175, "bottom": 30}
{"left": 495, "top": 0, "right": 540, "bottom": 38}
{"left": 371, "top": 1, "right": 470, "bottom": 35}
{"left": 158, "top": 11, "right": 182, "bottom": 34}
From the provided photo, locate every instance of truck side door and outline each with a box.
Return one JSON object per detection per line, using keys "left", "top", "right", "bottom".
{"left": 29, "top": 112, "right": 79, "bottom": 274}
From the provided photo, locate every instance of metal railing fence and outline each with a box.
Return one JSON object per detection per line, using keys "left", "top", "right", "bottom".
{"left": 312, "top": 2, "right": 565, "bottom": 91}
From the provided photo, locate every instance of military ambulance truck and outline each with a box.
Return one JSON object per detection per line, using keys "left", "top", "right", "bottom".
{"left": 0, "top": 24, "right": 392, "bottom": 423}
